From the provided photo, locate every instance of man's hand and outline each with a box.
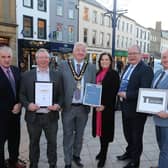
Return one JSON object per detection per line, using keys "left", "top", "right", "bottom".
{"left": 12, "top": 103, "right": 21, "bottom": 114}
{"left": 28, "top": 103, "right": 40, "bottom": 111}
{"left": 118, "top": 91, "right": 127, "bottom": 99}
{"left": 48, "top": 104, "right": 61, "bottom": 111}
{"left": 156, "top": 111, "right": 168, "bottom": 118}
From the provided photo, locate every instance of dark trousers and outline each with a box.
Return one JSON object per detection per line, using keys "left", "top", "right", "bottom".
{"left": 26, "top": 115, "right": 58, "bottom": 168}
{"left": 0, "top": 114, "right": 20, "bottom": 168}
{"left": 98, "top": 137, "right": 109, "bottom": 160}
{"left": 122, "top": 114, "right": 147, "bottom": 162}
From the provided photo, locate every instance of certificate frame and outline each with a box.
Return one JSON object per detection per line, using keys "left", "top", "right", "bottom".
{"left": 136, "top": 88, "right": 168, "bottom": 114}
{"left": 83, "top": 83, "right": 102, "bottom": 107}
{"left": 34, "top": 81, "right": 53, "bottom": 107}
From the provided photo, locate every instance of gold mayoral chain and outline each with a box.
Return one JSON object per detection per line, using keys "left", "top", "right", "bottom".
{"left": 68, "top": 59, "right": 88, "bottom": 87}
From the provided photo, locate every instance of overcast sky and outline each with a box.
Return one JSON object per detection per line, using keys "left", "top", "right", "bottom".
{"left": 96, "top": 0, "right": 168, "bottom": 30}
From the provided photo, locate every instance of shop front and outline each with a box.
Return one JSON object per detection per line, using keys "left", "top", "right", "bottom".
{"left": 18, "top": 39, "right": 50, "bottom": 72}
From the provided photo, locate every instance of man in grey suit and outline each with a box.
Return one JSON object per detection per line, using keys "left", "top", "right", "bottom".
{"left": 150, "top": 49, "right": 168, "bottom": 168}
{"left": 20, "top": 48, "right": 63, "bottom": 168}
{"left": 60, "top": 42, "right": 96, "bottom": 168}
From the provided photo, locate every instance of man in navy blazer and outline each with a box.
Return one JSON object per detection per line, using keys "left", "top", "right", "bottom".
{"left": 117, "top": 45, "right": 154, "bottom": 168}
{"left": 0, "top": 46, "right": 24, "bottom": 168}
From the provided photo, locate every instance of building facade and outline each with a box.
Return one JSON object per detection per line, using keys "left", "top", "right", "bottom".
{"left": 49, "top": 0, "right": 78, "bottom": 62}
{"left": 16, "top": 0, "right": 50, "bottom": 71}
{"left": 0, "top": 0, "right": 17, "bottom": 64}
{"left": 79, "top": 0, "right": 112, "bottom": 64}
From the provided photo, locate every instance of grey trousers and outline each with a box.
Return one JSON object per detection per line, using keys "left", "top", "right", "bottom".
{"left": 156, "top": 126, "right": 168, "bottom": 168}
{"left": 62, "top": 105, "right": 88, "bottom": 165}
{"left": 27, "top": 115, "right": 58, "bottom": 168}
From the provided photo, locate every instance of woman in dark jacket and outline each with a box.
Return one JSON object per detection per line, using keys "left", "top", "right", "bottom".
{"left": 92, "top": 52, "right": 120, "bottom": 168}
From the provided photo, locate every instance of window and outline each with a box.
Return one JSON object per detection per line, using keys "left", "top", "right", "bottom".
{"left": 117, "top": 35, "right": 120, "bottom": 48}
{"left": 130, "top": 24, "right": 133, "bottom": 33}
{"left": 126, "top": 23, "right": 129, "bottom": 32}
{"left": 68, "top": 26, "right": 74, "bottom": 42}
{"left": 122, "top": 21, "right": 125, "bottom": 31}
{"left": 56, "top": 5, "right": 63, "bottom": 16}
{"left": 23, "top": 16, "right": 33, "bottom": 37}
{"left": 83, "top": 7, "right": 89, "bottom": 21}
{"left": 92, "top": 11, "right": 97, "bottom": 23}
{"left": 68, "top": 9, "right": 74, "bottom": 19}
{"left": 23, "top": 0, "right": 33, "bottom": 8}
{"left": 100, "top": 14, "right": 104, "bottom": 25}
{"left": 107, "top": 33, "right": 110, "bottom": 47}
{"left": 38, "top": 19, "right": 46, "bottom": 39}
{"left": 38, "top": 0, "right": 46, "bottom": 11}
{"left": 55, "top": 23, "right": 63, "bottom": 41}
{"left": 126, "top": 37, "right": 128, "bottom": 48}
{"left": 121, "top": 36, "right": 124, "bottom": 48}
{"left": 136, "top": 28, "right": 139, "bottom": 38}
{"left": 117, "top": 20, "right": 120, "bottom": 30}
{"left": 100, "top": 32, "right": 104, "bottom": 46}
{"left": 92, "top": 30, "right": 96, "bottom": 45}
{"left": 83, "top": 28, "right": 88, "bottom": 43}
{"left": 106, "top": 16, "right": 110, "bottom": 27}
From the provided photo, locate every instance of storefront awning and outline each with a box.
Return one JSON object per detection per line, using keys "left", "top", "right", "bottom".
{"left": 115, "top": 50, "right": 128, "bottom": 57}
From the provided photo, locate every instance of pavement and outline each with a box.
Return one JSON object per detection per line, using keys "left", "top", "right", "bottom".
{"left": 5, "top": 110, "right": 159, "bottom": 168}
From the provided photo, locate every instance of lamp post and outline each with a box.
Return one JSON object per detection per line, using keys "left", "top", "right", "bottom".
{"left": 104, "top": 0, "right": 127, "bottom": 58}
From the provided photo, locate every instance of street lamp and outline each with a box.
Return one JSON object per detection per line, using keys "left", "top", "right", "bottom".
{"left": 104, "top": 0, "right": 127, "bottom": 58}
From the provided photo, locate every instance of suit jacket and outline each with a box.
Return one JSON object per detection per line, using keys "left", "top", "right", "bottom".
{"left": 92, "top": 69, "right": 120, "bottom": 142}
{"left": 59, "top": 59, "right": 96, "bottom": 112}
{"left": 0, "top": 66, "right": 20, "bottom": 134}
{"left": 121, "top": 61, "right": 154, "bottom": 118}
{"left": 152, "top": 69, "right": 168, "bottom": 127}
{"left": 19, "top": 68, "right": 63, "bottom": 123}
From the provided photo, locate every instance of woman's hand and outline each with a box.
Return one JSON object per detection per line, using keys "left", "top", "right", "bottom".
{"left": 96, "top": 105, "right": 105, "bottom": 112}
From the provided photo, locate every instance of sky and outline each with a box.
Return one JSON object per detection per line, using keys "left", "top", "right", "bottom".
{"left": 96, "top": 0, "right": 168, "bottom": 30}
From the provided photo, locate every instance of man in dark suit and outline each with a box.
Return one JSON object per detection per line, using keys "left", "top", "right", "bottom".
{"left": 0, "top": 46, "right": 25, "bottom": 168}
{"left": 117, "top": 45, "right": 154, "bottom": 168}
{"left": 60, "top": 42, "right": 96, "bottom": 168}
{"left": 20, "top": 48, "right": 63, "bottom": 168}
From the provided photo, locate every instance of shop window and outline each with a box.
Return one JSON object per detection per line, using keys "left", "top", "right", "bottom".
{"left": 23, "top": 15, "right": 33, "bottom": 37}
{"left": 37, "top": 0, "right": 46, "bottom": 11}
{"left": 38, "top": 19, "right": 46, "bottom": 39}
{"left": 68, "top": 26, "right": 74, "bottom": 42}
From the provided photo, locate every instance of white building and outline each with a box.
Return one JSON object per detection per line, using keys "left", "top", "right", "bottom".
{"left": 79, "top": 0, "right": 112, "bottom": 64}
{"left": 160, "top": 31, "right": 168, "bottom": 53}
{"left": 16, "top": 0, "right": 50, "bottom": 71}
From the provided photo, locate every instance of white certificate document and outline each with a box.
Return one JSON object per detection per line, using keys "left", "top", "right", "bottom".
{"left": 35, "top": 81, "right": 53, "bottom": 107}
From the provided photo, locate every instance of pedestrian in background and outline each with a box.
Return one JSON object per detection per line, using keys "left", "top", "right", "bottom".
{"left": 92, "top": 52, "right": 119, "bottom": 168}
{"left": 20, "top": 48, "right": 63, "bottom": 168}
{"left": 59, "top": 42, "right": 96, "bottom": 168}
{"left": 117, "top": 45, "right": 153, "bottom": 168}
{"left": 150, "top": 49, "right": 168, "bottom": 168}
{"left": 0, "top": 46, "right": 25, "bottom": 168}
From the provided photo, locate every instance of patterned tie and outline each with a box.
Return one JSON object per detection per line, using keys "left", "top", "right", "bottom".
{"left": 6, "top": 69, "right": 16, "bottom": 97}
{"left": 74, "top": 64, "right": 81, "bottom": 100}
{"left": 154, "top": 71, "right": 165, "bottom": 88}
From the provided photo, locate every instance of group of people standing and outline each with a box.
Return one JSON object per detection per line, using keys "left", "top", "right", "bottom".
{"left": 0, "top": 42, "right": 168, "bottom": 168}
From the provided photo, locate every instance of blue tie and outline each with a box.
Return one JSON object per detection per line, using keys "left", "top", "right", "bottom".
{"left": 119, "top": 65, "right": 133, "bottom": 92}
{"left": 6, "top": 69, "right": 16, "bottom": 97}
{"left": 74, "top": 64, "right": 81, "bottom": 100}
{"left": 154, "top": 71, "right": 165, "bottom": 88}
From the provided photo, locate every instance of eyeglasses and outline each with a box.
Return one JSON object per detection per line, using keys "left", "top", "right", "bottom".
{"left": 128, "top": 52, "right": 140, "bottom": 55}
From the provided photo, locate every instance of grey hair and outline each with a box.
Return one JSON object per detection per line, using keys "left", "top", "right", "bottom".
{"left": 35, "top": 48, "right": 49, "bottom": 59}
{"left": 129, "top": 45, "right": 141, "bottom": 54}
{"left": 0, "top": 46, "right": 13, "bottom": 57}
{"left": 73, "top": 42, "right": 87, "bottom": 52}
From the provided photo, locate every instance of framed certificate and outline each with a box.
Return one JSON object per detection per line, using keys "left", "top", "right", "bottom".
{"left": 136, "top": 88, "right": 168, "bottom": 114}
{"left": 34, "top": 81, "right": 53, "bottom": 107}
{"left": 83, "top": 83, "right": 102, "bottom": 106}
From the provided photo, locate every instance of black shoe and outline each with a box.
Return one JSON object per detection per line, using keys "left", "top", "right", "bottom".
{"left": 123, "top": 161, "right": 139, "bottom": 168}
{"left": 97, "top": 157, "right": 106, "bottom": 168}
{"left": 95, "top": 152, "right": 102, "bottom": 160}
{"left": 117, "top": 152, "right": 130, "bottom": 160}
{"left": 73, "top": 155, "right": 84, "bottom": 167}
{"left": 65, "top": 165, "right": 71, "bottom": 168}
